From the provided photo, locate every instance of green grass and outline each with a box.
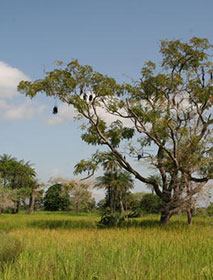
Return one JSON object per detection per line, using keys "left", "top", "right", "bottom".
{"left": 0, "top": 212, "right": 212, "bottom": 280}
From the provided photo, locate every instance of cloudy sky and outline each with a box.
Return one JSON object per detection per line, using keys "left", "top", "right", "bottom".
{"left": 1, "top": 0, "right": 212, "bottom": 198}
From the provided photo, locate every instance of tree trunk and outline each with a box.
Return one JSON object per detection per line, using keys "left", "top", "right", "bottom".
{"left": 28, "top": 191, "right": 36, "bottom": 214}
{"left": 13, "top": 200, "right": 20, "bottom": 214}
{"left": 109, "top": 188, "right": 113, "bottom": 210}
{"left": 187, "top": 209, "right": 193, "bottom": 225}
{"left": 75, "top": 200, "right": 79, "bottom": 212}
{"left": 160, "top": 209, "right": 172, "bottom": 225}
{"left": 119, "top": 198, "right": 124, "bottom": 213}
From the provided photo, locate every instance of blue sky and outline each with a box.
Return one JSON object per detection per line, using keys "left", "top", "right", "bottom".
{"left": 1, "top": 0, "right": 213, "bottom": 198}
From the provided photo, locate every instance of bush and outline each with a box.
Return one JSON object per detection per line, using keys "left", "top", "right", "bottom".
{"left": 0, "top": 233, "right": 23, "bottom": 267}
{"left": 140, "top": 193, "right": 162, "bottom": 214}
{"left": 206, "top": 203, "right": 213, "bottom": 216}
{"left": 194, "top": 208, "right": 209, "bottom": 217}
{"left": 125, "top": 209, "right": 142, "bottom": 218}
{"left": 97, "top": 208, "right": 125, "bottom": 228}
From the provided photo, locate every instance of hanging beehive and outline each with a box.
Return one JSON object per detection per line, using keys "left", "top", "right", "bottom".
{"left": 52, "top": 106, "right": 58, "bottom": 114}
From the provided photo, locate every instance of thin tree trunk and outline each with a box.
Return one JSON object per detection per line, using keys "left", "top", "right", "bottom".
{"left": 187, "top": 209, "right": 193, "bottom": 225}
{"left": 109, "top": 187, "right": 113, "bottom": 210}
{"left": 75, "top": 200, "right": 79, "bottom": 212}
{"left": 13, "top": 200, "right": 20, "bottom": 214}
{"left": 120, "top": 198, "right": 124, "bottom": 213}
{"left": 28, "top": 191, "right": 36, "bottom": 214}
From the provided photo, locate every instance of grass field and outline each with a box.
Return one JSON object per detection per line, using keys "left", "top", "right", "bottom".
{"left": 0, "top": 212, "right": 212, "bottom": 280}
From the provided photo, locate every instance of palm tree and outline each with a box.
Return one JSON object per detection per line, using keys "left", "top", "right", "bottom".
{"left": 96, "top": 171, "right": 134, "bottom": 212}
{"left": 0, "top": 154, "right": 16, "bottom": 163}
{"left": 101, "top": 152, "right": 121, "bottom": 173}
{"left": 0, "top": 154, "right": 17, "bottom": 186}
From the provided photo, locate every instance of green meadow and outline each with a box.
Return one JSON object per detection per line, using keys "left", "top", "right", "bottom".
{"left": 0, "top": 212, "right": 212, "bottom": 280}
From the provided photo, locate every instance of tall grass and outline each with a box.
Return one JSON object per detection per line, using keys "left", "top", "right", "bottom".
{"left": 0, "top": 212, "right": 212, "bottom": 280}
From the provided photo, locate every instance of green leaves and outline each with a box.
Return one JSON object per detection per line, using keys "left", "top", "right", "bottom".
{"left": 74, "top": 159, "right": 99, "bottom": 177}
{"left": 160, "top": 37, "right": 211, "bottom": 72}
{"left": 105, "top": 121, "right": 134, "bottom": 148}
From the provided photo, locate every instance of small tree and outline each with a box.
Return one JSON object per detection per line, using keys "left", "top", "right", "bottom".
{"left": 96, "top": 170, "right": 134, "bottom": 213}
{"left": 64, "top": 180, "right": 95, "bottom": 212}
{"left": 44, "top": 184, "right": 70, "bottom": 211}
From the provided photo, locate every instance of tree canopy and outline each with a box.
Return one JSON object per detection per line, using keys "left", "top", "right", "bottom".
{"left": 43, "top": 184, "right": 70, "bottom": 211}
{"left": 18, "top": 37, "right": 213, "bottom": 224}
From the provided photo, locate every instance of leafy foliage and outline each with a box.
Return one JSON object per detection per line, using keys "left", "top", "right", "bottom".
{"left": 44, "top": 184, "right": 70, "bottom": 211}
{"left": 97, "top": 208, "right": 125, "bottom": 228}
{"left": 0, "top": 185, "right": 16, "bottom": 213}
{"left": 140, "top": 194, "right": 163, "bottom": 214}
{"left": 0, "top": 155, "right": 39, "bottom": 213}
{"left": 206, "top": 203, "right": 213, "bottom": 216}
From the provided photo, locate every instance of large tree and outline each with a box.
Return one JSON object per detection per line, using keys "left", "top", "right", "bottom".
{"left": 18, "top": 37, "right": 213, "bottom": 224}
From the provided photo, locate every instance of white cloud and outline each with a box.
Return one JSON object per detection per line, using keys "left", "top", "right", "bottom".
{"left": 48, "top": 168, "right": 63, "bottom": 178}
{"left": 0, "top": 61, "right": 46, "bottom": 121}
{"left": 0, "top": 61, "right": 29, "bottom": 99}
{"left": 1, "top": 100, "right": 46, "bottom": 121}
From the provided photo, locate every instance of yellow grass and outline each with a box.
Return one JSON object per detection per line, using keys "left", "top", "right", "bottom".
{"left": 0, "top": 212, "right": 212, "bottom": 280}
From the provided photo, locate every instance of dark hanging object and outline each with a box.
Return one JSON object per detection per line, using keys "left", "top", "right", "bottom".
{"left": 83, "top": 93, "right": 87, "bottom": 101}
{"left": 124, "top": 156, "right": 126, "bottom": 160}
{"left": 52, "top": 106, "right": 58, "bottom": 114}
{"left": 137, "top": 154, "right": 142, "bottom": 161}
{"left": 201, "top": 66, "right": 205, "bottom": 87}
{"left": 210, "top": 72, "right": 213, "bottom": 80}
{"left": 89, "top": 94, "right": 93, "bottom": 102}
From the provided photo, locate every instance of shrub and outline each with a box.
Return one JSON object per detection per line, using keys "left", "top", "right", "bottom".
{"left": 0, "top": 233, "right": 23, "bottom": 267}
{"left": 206, "top": 203, "right": 213, "bottom": 216}
{"left": 97, "top": 208, "right": 125, "bottom": 228}
{"left": 140, "top": 193, "right": 162, "bottom": 214}
{"left": 125, "top": 209, "right": 142, "bottom": 218}
{"left": 194, "top": 208, "right": 209, "bottom": 217}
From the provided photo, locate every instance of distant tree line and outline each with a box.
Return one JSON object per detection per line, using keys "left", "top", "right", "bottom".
{"left": 0, "top": 153, "right": 212, "bottom": 224}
